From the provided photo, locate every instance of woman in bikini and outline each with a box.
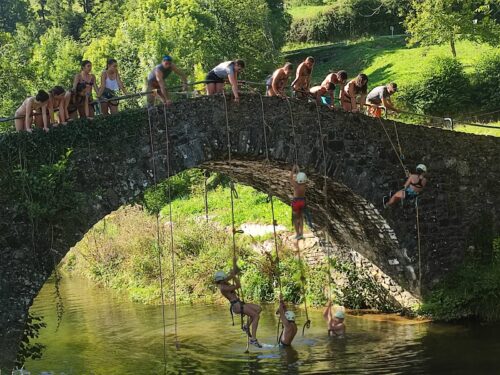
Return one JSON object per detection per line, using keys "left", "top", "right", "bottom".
{"left": 34, "top": 86, "right": 66, "bottom": 127}
{"left": 97, "top": 58, "right": 128, "bottom": 116}
{"left": 14, "top": 90, "right": 50, "bottom": 132}
{"left": 385, "top": 164, "right": 428, "bottom": 207}
{"left": 72, "top": 60, "right": 98, "bottom": 119}
{"left": 341, "top": 73, "right": 368, "bottom": 113}
{"left": 63, "top": 83, "right": 87, "bottom": 121}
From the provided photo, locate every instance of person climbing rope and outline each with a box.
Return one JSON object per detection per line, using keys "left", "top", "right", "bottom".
{"left": 323, "top": 302, "right": 346, "bottom": 337}
{"left": 266, "top": 62, "right": 294, "bottom": 97}
{"left": 367, "top": 82, "right": 399, "bottom": 118}
{"left": 205, "top": 59, "right": 245, "bottom": 103}
{"left": 384, "top": 164, "right": 428, "bottom": 207}
{"left": 290, "top": 164, "right": 308, "bottom": 240}
{"left": 214, "top": 267, "right": 263, "bottom": 348}
{"left": 309, "top": 70, "right": 348, "bottom": 108}
{"left": 276, "top": 295, "right": 298, "bottom": 347}
{"left": 146, "top": 55, "right": 188, "bottom": 106}
{"left": 291, "top": 56, "right": 315, "bottom": 99}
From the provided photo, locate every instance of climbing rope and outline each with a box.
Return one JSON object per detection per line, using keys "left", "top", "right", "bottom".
{"left": 222, "top": 91, "right": 249, "bottom": 350}
{"left": 415, "top": 197, "right": 422, "bottom": 292}
{"left": 146, "top": 105, "right": 168, "bottom": 363}
{"left": 377, "top": 117, "right": 409, "bottom": 177}
{"left": 162, "top": 103, "right": 180, "bottom": 350}
{"left": 284, "top": 97, "right": 311, "bottom": 336}
{"left": 392, "top": 119, "right": 404, "bottom": 160}
{"left": 203, "top": 170, "right": 209, "bottom": 223}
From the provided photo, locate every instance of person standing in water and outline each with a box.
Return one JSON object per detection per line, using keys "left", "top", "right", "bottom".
{"left": 215, "top": 267, "right": 263, "bottom": 348}
{"left": 73, "top": 60, "right": 99, "bottom": 118}
{"left": 276, "top": 295, "right": 298, "bottom": 347}
{"left": 15, "top": 90, "right": 50, "bottom": 132}
{"left": 98, "top": 58, "right": 128, "bottom": 116}
{"left": 291, "top": 56, "right": 315, "bottom": 99}
{"left": 366, "top": 82, "right": 399, "bottom": 118}
{"left": 384, "top": 164, "right": 427, "bottom": 207}
{"left": 205, "top": 59, "right": 245, "bottom": 103}
{"left": 147, "top": 55, "right": 188, "bottom": 106}
{"left": 266, "top": 62, "right": 293, "bottom": 97}
{"left": 323, "top": 302, "right": 346, "bottom": 337}
{"left": 290, "top": 164, "right": 308, "bottom": 240}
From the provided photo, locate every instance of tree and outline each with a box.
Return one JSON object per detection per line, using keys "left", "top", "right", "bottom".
{"left": 0, "top": 0, "right": 31, "bottom": 32}
{"left": 405, "top": 0, "right": 500, "bottom": 58}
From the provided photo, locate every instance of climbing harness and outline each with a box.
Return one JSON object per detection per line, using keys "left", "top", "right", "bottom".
{"left": 222, "top": 91, "right": 250, "bottom": 351}
{"left": 162, "top": 103, "right": 180, "bottom": 350}
{"left": 146, "top": 105, "right": 168, "bottom": 363}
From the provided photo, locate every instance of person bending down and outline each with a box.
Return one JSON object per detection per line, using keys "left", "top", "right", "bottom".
{"left": 384, "top": 164, "right": 427, "bottom": 207}
{"left": 147, "top": 55, "right": 188, "bottom": 106}
{"left": 290, "top": 164, "right": 307, "bottom": 240}
{"left": 215, "top": 268, "right": 263, "bottom": 348}
{"left": 341, "top": 73, "right": 368, "bottom": 113}
{"left": 15, "top": 90, "right": 50, "bottom": 132}
{"left": 323, "top": 301, "right": 346, "bottom": 337}
{"left": 206, "top": 59, "right": 245, "bottom": 103}
{"left": 276, "top": 295, "right": 298, "bottom": 347}
{"left": 266, "top": 62, "right": 293, "bottom": 97}
{"left": 291, "top": 56, "right": 315, "bottom": 99}
{"left": 366, "top": 82, "right": 399, "bottom": 118}
{"left": 309, "top": 70, "right": 348, "bottom": 108}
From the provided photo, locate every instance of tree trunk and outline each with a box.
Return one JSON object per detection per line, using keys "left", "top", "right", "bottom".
{"left": 450, "top": 34, "right": 457, "bottom": 58}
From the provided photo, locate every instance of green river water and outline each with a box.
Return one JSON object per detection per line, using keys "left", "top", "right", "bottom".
{"left": 24, "top": 276, "right": 500, "bottom": 374}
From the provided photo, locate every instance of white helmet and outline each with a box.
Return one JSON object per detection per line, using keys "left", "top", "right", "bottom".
{"left": 285, "top": 311, "right": 296, "bottom": 322}
{"left": 296, "top": 172, "right": 307, "bottom": 184}
{"left": 335, "top": 310, "right": 345, "bottom": 319}
{"left": 214, "top": 271, "right": 227, "bottom": 282}
{"left": 416, "top": 164, "right": 427, "bottom": 173}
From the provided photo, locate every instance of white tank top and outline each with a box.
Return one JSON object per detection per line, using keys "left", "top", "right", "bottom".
{"left": 105, "top": 73, "right": 120, "bottom": 91}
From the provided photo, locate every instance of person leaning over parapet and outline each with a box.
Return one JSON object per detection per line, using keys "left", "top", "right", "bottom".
{"left": 341, "top": 73, "right": 368, "bottom": 113}
{"left": 15, "top": 90, "right": 50, "bottom": 132}
{"left": 366, "top": 82, "right": 399, "bottom": 118}
{"left": 205, "top": 59, "right": 245, "bottom": 103}
{"left": 309, "top": 70, "right": 348, "bottom": 108}
{"left": 147, "top": 55, "right": 188, "bottom": 107}
{"left": 291, "top": 56, "right": 315, "bottom": 99}
{"left": 266, "top": 62, "right": 293, "bottom": 97}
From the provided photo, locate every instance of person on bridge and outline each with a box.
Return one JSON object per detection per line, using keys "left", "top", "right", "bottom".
{"left": 290, "top": 164, "right": 308, "bottom": 240}
{"left": 63, "top": 83, "right": 87, "bottom": 122}
{"left": 276, "top": 295, "right": 298, "bottom": 347}
{"left": 323, "top": 302, "right": 346, "bottom": 337}
{"left": 215, "top": 267, "right": 263, "bottom": 348}
{"left": 206, "top": 60, "right": 245, "bottom": 103}
{"left": 98, "top": 58, "right": 128, "bottom": 116}
{"left": 72, "top": 60, "right": 99, "bottom": 119}
{"left": 34, "top": 86, "right": 66, "bottom": 128}
{"left": 384, "top": 164, "right": 428, "bottom": 207}
{"left": 147, "top": 55, "right": 188, "bottom": 107}
{"left": 14, "top": 90, "right": 50, "bottom": 132}
{"left": 366, "top": 82, "right": 399, "bottom": 118}
{"left": 309, "top": 70, "right": 348, "bottom": 108}
{"left": 341, "top": 73, "right": 368, "bottom": 113}
{"left": 266, "top": 62, "right": 294, "bottom": 97}
{"left": 291, "top": 56, "right": 315, "bottom": 99}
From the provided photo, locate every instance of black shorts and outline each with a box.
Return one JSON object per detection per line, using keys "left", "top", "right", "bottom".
{"left": 206, "top": 70, "right": 224, "bottom": 84}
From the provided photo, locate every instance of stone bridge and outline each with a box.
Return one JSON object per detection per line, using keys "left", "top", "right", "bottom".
{"left": 1, "top": 94, "right": 499, "bottom": 369}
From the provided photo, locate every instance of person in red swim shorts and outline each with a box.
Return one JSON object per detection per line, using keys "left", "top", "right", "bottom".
{"left": 290, "top": 164, "right": 307, "bottom": 240}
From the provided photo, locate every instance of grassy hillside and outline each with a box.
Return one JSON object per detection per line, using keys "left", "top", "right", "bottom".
{"left": 286, "top": 4, "right": 334, "bottom": 20}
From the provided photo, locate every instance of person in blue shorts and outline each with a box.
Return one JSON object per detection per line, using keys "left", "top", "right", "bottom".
{"left": 384, "top": 164, "right": 427, "bottom": 207}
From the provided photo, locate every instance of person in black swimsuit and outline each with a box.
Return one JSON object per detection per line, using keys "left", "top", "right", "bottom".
{"left": 146, "top": 55, "right": 188, "bottom": 106}
{"left": 63, "top": 83, "right": 86, "bottom": 121}
{"left": 384, "top": 164, "right": 428, "bottom": 207}
{"left": 72, "top": 60, "right": 98, "bottom": 118}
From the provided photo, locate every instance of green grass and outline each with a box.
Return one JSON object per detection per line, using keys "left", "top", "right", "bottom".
{"left": 453, "top": 123, "right": 500, "bottom": 137}
{"left": 162, "top": 184, "right": 293, "bottom": 230}
{"left": 286, "top": 5, "right": 334, "bottom": 21}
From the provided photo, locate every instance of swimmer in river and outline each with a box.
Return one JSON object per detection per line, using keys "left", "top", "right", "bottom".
{"left": 276, "top": 295, "right": 298, "bottom": 347}
{"left": 323, "top": 301, "right": 346, "bottom": 337}
{"left": 215, "top": 267, "right": 263, "bottom": 348}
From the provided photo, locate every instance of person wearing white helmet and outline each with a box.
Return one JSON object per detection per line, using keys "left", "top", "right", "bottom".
{"left": 276, "top": 294, "right": 297, "bottom": 347}
{"left": 290, "top": 164, "right": 308, "bottom": 240}
{"left": 384, "top": 164, "right": 428, "bottom": 207}
{"left": 323, "top": 301, "right": 346, "bottom": 337}
{"left": 214, "top": 266, "right": 263, "bottom": 348}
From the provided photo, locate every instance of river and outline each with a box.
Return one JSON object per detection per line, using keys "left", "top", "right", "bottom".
{"left": 24, "top": 276, "right": 500, "bottom": 374}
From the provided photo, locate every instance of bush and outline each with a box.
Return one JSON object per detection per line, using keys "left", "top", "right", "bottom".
{"left": 471, "top": 52, "right": 500, "bottom": 116}
{"left": 398, "top": 57, "right": 471, "bottom": 116}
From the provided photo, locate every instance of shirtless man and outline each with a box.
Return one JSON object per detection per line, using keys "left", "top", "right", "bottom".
{"left": 266, "top": 62, "right": 293, "bottom": 97}
{"left": 215, "top": 267, "right": 263, "bottom": 348}
{"left": 291, "top": 56, "right": 315, "bottom": 99}
{"left": 276, "top": 295, "right": 298, "bottom": 347}
{"left": 384, "top": 164, "right": 427, "bottom": 207}
{"left": 323, "top": 302, "right": 346, "bottom": 337}
{"left": 309, "top": 70, "right": 348, "bottom": 108}
{"left": 341, "top": 73, "right": 368, "bottom": 113}
{"left": 147, "top": 55, "right": 188, "bottom": 106}
{"left": 366, "top": 82, "right": 399, "bottom": 118}
{"left": 14, "top": 90, "right": 50, "bottom": 132}
{"left": 290, "top": 164, "right": 307, "bottom": 240}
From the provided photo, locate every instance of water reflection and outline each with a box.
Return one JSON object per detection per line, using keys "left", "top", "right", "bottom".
{"left": 25, "top": 276, "right": 500, "bottom": 374}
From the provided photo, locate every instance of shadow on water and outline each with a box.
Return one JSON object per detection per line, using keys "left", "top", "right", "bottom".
{"left": 23, "top": 276, "right": 500, "bottom": 374}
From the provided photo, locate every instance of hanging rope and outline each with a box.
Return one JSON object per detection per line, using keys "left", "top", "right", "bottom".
{"left": 377, "top": 117, "right": 409, "bottom": 177}
{"left": 392, "top": 120, "right": 404, "bottom": 160}
{"left": 415, "top": 197, "right": 422, "bottom": 292}
{"left": 146, "top": 105, "right": 168, "bottom": 364}
{"left": 203, "top": 170, "right": 209, "bottom": 223}
{"left": 162, "top": 103, "right": 179, "bottom": 350}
